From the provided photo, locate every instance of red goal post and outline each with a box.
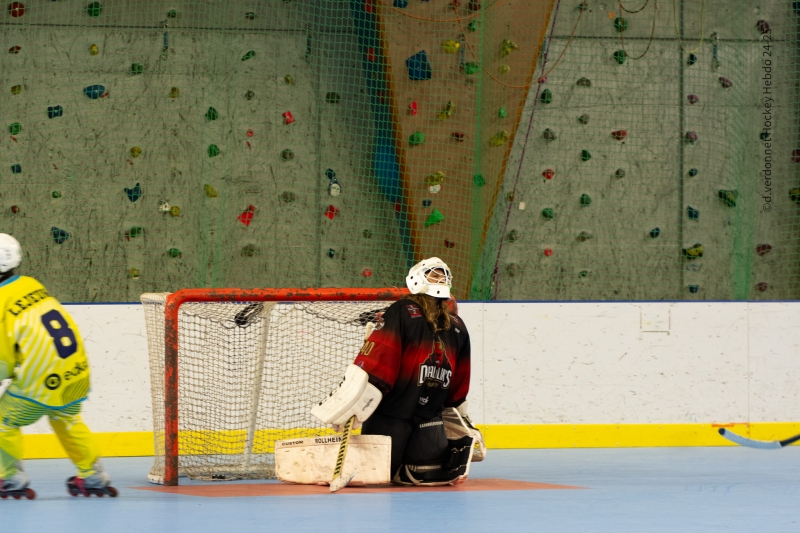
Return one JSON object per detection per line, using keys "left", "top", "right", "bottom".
{"left": 159, "top": 287, "right": 409, "bottom": 486}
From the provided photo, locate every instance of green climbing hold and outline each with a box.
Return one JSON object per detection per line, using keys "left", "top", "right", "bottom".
{"left": 208, "top": 144, "right": 220, "bottom": 157}
{"left": 167, "top": 9, "right": 177, "bottom": 18}
{"left": 614, "top": 17, "right": 628, "bottom": 32}
{"left": 581, "top": 150, "right": 591, "bottom": 161}
{"left": 205, "top": 107, "right": 219, "bottom": 121}
{"left": 579, "top": 270, "right": 589, "bottom": 278}
{"left": 9, "top": 123, "right": 21, "bottom": 135}
{"left": 541, "top": 207, "right": 554, "bottom": 219}
{"left": 498, "top": 107, "right": 507, "bottom": 118}
{"left": 242, "top": 50, "right": 256, "bottom": 61}
{"left": 613, "top": 50, "right": 627, "bottom": 65}
{"left": 409, "top": 132, "right": 425, "bottom": 146}
{"left": 463, "top": 62, "right": 479, "bottom": 75}
{"left": 468, "top": 21, "right": 478, "bottom": 32}
{"left": 87, "top": 2, "right": 102, "bottom": 17}
{"left": 580, "top": 194, "right": 592, "bottom": 206}
{"left": 424, "top": 208, "right": 445, "bottom": 228}
{"left": 718, "top": 189, "right": 738, "bottom": 207}
{"left": 473, "top": 174, "right": 486, "bottom": 188}
{"left": 507, "top": 230, "right": 518, "bottom": 242}
{"left": 52, "top": 190, "right": 62, "bottom": 199}
{"left": 540, "top": 89, "right": 552, "bottom": 104}
{"left": 129, "top": 226, "right": 144, "bottom": 238}
{"left": 131, "top": 62, "right": 144, "bottom": 74}
{"left": 168, "top": 248, "right": 181, "bottom": 258}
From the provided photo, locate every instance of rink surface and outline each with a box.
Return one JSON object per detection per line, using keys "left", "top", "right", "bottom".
{"left": 4, "top": 448, "right": 799, "bottom": 532}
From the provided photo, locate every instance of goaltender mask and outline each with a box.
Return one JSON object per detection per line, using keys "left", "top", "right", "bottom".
{"left": 310, "top": 258, "right": 485, "bottom": 486}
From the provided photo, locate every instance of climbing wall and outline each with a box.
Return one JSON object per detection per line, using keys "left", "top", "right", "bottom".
{"left": 491, "top": 0, "right": 800, "bottom": 301}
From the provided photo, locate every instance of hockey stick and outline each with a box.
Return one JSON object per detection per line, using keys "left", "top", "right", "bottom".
{"left": 330, "top": 415, "right": 357, "bottom": 493}
{"left": 718, "top": 428, "right": 800, "bottom": 449}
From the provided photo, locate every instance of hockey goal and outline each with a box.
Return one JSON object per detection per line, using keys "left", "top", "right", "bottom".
{"left": 141, "top": 288, "right": 407, "bottom": 486}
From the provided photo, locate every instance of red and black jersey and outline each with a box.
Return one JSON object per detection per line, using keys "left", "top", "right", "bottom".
{"left": 354, "top": 298, "right": 470, "bottom": 420}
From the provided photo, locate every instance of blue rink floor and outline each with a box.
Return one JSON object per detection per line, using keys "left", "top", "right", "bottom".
{"left": 3, "top": 448, "right": 800, "bottom": 533}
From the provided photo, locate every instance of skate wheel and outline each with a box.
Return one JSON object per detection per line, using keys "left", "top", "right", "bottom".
{"left": 83, "top": 491, "right": 91, "bottom": 497}
{"left": 107, "top": 487, "right": 118, "bottom": 498}
{"left": 68, "top": 486, "right": 79, "bottom": 497}
{"left": 24, "top": 489, "right": 35, "bottom": 500}
{"left": 0, "top": 493, "right": 6, "bottom": 499}
{"left": 12, "top": 493, "right": 21, "bottom": 500}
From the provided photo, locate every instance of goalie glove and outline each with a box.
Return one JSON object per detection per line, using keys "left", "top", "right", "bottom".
{"left": 311, "top": 365, "right": 382, "bottom": 429}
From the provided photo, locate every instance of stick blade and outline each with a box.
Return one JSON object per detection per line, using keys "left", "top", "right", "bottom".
{"left": 718, "top": 428, "right": 782, "bottom": 449}
{"left": 330, "top": 469, "right": 357, "bottom": 493}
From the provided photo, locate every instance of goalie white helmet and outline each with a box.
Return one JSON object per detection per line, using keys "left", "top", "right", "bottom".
{"left": 405, "top": 257, "right": 452, "bottom": 299}
{"left": 0, "top": 234, "right": 21, "bottom": 274}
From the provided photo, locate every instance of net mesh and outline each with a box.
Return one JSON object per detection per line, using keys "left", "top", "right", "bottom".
{"left": 2, "top": 2, "right": 799, "bottom": 301}
{"left": 142, "top": 292, "right": 393, "bottom": 482}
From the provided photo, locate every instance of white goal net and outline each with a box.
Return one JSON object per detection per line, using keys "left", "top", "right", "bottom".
{"left": 141, "top": 291, "right": 395, "bottom": 484}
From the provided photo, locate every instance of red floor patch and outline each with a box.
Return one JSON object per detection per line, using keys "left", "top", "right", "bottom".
{"left": 135, "top": 478, "right": 583, "bottom": 498}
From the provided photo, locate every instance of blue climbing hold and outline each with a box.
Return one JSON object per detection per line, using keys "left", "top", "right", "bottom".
{"left": 406, "top": 51, "right": 432, "bottom": 81}
{"left": 10, "top": 164, "right": 21, "bottom": 174}
{"left": 393, "top": 0, "right": 408, "bottom": 6}
{"left": 688, "top": 285, "right": 699, "bottom": 293}
{"left": 47, "top": 105, "right": 63, "bottom": 118}
{"left": 125, "top": 183, "right": 143, "bottom": 202}
{"left": 51, "top": 227, "right": 69, "bottom": 244}
{"left": 83, "top": 84, "right": 106, "bottom": 99}
{"left": 687, "top": 206, "right": 699, "bottom": 220}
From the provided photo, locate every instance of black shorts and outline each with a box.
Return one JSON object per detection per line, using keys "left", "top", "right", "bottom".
{"left": 361, "top": 411, "right": 448, "bottom": 477}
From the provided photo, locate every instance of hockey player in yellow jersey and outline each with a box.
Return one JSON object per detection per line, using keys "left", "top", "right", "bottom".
{"left": 0, "top": 234, "right": 116, "bottom": 499}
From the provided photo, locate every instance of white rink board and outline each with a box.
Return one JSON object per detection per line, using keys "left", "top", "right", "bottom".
{"left": 15, "top": 301, "right": 800, "bottom": 434}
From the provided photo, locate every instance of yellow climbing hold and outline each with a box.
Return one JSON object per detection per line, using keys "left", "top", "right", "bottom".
{"left": 499, "top": 64, "right": 511, "bottom": 74}
{"left": 424, "top": 171, "right": 446, "bottom": 186}
{"left": 130, "top": 146, "right": 142, "bottom": 158}
{"left": 490, "top": 131, "right": 510, "bottom": 146}
{"left": 170, "top": 205, "right": 181, "bottom": 217}
{"left": 499, "top": 39, "right": 518, "bottom": 57}
{"left": 204, "top": 184, "right": 218, "bottom": 198}
{"left": 442, "top": 40, "right": 460, "bottom": 54}
{"left": 169, "top": 87, "right": 180, "bottom": 98}
{"left": 90, "top": 44, "right": 99, "bottom": 56}
{"left": 437, "top": 100, "right": 455, "bottom": 120}
{"left": 11, "top": 85, "right": 22, "bottom": 95}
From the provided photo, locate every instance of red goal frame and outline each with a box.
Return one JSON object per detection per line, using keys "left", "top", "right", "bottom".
{"left": 162, "top": 287, "right": 409, "bottom": 486}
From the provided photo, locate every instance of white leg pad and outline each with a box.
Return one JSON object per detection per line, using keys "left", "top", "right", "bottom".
{"left": 275, "top": 435, "right": 392, "bottom": 485}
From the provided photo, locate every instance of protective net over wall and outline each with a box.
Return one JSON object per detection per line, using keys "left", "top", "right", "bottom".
{"left": 2, "top": 1, "right": 799, "bottom": 301}
{"left": 142, "top": 292, "right": 392, "bottom": 482}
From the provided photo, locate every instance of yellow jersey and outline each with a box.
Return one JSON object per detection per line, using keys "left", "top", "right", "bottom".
{"left": 0, "top": 275, "right": 91, "bottom": 408}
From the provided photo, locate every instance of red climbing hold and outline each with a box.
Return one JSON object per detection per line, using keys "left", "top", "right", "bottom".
{"left": 719, "top": 77, "right": 733, "bottom": 89}
{"left": 364, "top": 0, "right": 374, "bottom": 13}
{"left": 362, "top": 268, "right": 373, "bottom": 277}
{"left": 8, "top": 2, "right": 24, "bottom": 18}
{"left": 8, "top": 46, "right": 20, "bottom": 54}
{"left": 544, "top": 248, "right": 553, "bottom": 257}
{"left": 367, "top": 47, "right": 376, "bottom": 62}
{"left": 324, "top": 205, "right": 340, "bottom": 220}
{"left": 611, "top": 130, "right": 627, "bottom": 141}
{"left": 10, "top": 205, "right": 20, "bottom": 214}
{"left": 688, "top": 94, "right": 699, "bottom": 104}
{"left": 409, "top": 101, "right": 418, "bottom": 115}
{"left": 756, "top": 244, "right": 772, "bottom": 257}
{"left": 444, "top": 239, "right": 456, "bottom": 248}
{"left": 792, "top": 149, "right": 800, "bottom": 163}
{"left": 542, "top": 169, "right": 554, "bottom": 180}
{"left": 467, "top": 0, "right": 481, "bottom": 11}
{"left": 537, "top": 76, "right": 547, "bottom": 84}
{"left": 283, "top": 111, "right": 294, "bottom": 125}
{"left": 757, "top": 282, "right": 768, "bottom": 292}
{"left": 238, "top": 205, "right": 256, "bottom": 226}
{"left": 756, "top": 20, "right": 770, "bottom": 34}
{"left": 452, "top": 132, "right": 465, "bottom": 142}
{"left": 246, "top": 129, "right": 253, "bottom": 137}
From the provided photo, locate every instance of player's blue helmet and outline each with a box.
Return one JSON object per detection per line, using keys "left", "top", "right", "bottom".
{"left": 0, "top": 233, "right": 22, "bottom": 273}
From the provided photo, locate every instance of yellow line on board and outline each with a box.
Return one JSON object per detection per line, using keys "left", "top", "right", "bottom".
{"left": 21, "top": 423, "right": 800, "bottom": 459}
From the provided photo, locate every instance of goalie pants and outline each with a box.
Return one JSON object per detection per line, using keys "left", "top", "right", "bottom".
{"left": 361, "top": 411, "right": 448, "bottom": 478}
{"left": 0, "top": 393, "right": 100, "bottom": 479}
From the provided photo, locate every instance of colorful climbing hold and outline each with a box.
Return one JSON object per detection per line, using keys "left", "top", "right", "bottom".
{"left": 506, "top": 193, "right": 515, "bottom": 202}
{"left": 792, "top": 149, "right": 800, "bottom": 163}
{"left": 544, "top": 248, "right": 553, "bottom": 257}
{"left": 170, "top": 87, "right": 180, "bottom": 98}
{"left": 757, "top": 282, "right": 768, "bottom": 292}
{"left": 580, "top": 194, "right": 591, "bottom": 206}
{"left": 422, "top": 199, "right": 432, "bottom": 207}
{"left": 688, "top": 168, "right": 698, "bottom": 177}
{"left": 506, "top": 264, "right": 518, "bottom": 277}
{"left": 684, "top": 131, "right": 698, "bottom": 144}
{"left": 579, "top": 270, "right": 589, "bottom": 278}
{"left": 51, "top": 227, "right": 69, "bottom": 244}
{"left": 406, "top": 50, "right": 432, "bottom": 80}
{"left": 452, "top": 132, "right": 465, "bottom": 142}
{"left": 126, "top": 226, "right": 144, "bottom": 240}
{"left": 687, "top": 53, "right": 697, "bottom": 66}
{"left": 473, "top": 174, "right": 486, "bottom": 187}
{"left": 444, "top": 239, "right": 456, "bottom": 249}
{"left": 238, "top": 205, "right": 256, "bottom": 226}
{"left": 576, "top": 231, "right": 593, "bottom": 242}
{"left": 790, "top": 188, "right": 800, "bottom": 203}
{"left": 578, "top": 114, "right": 589, "bottom": 125}
{"left": 8, "top": 46, "right": 20, "bottom": 54}
{"left": 437, "top": 100, "right": 455, "bottom": 120}
{"left": 543, "top": 129, "right": 556, "bottom": 141}
{"left": 327, "top": 248, "right": 336, "bottom": 259}
{"left": 576, "top": 77, "right": 591, "bottom": 87}
{"left": 281, "top": 191, "right": 296, "bottom": 203}
{"left": 424, "top": 171, "right": 446, "bottom": 190}
{"left": 498, "top": 107, "right": 507, "bottom": 118}
{"left": 128, "top": 268, "right": 140, "bottom": 280}
{"left": 244, "top": 11, "right": 256, "bottom": 19}
{"left": 718, "top": 189, "right": 738, "bottom": 207}
{"left": 87, "top": 1, "right": 101, "bottom": 16}
{"left": 168, "top": 248, "right": 182, "bottom": 258}
{"left": 170, "top": 205, "right": 181, "bottom": 217}
{"left": 615, "top": 168, "right": 625, "bottom": 178}
{"left": 756, "top": 244, "right": 772, "bottom": 257}
{"left": 500, "top": 39, "right": 518, "bottom": 57}
{"left": 206, "top": 107, "right": 219, "bottom": 121}
{"left": 507, "top": 230, "right": 518, "bottom": 242}
{"left": 158, "top": 201, "right": 170, "bottom": 213}
{"left": 467, "top": 20, "right": 477, "bottom": 32}
{"left": 650, "top": 228, "right": 660, "bottom": 238}
{"left": 490, "top": 131, "right": 510, "bottom": 146}
{"left": 9, "top": 123, "right": 21, "bottom": 135}
{"left": 542, "top": 169, "right": 554, "bottom": 180}
{"left": 614, "top": 17, "right": 628, "bottom": 32}
{"left": 325, "top": 92, "right": 341, "bottom": 104}
{"left": 757, "top": 20, "right": 770, "bottom": 34}
{"left": 329, "top": 178, "right": 341, "bottom": 196}
{"left": 242, "top": 50, "right": 256, "bottom": 61}
{"left": 204, "top": 184, "right": 218, "bottom": 198}
{"left": 363, "top": 229, "right": 373, "bottom": 239}
{"left": 281, "top": 149, "right": 294, "bottom": 160}
{"left": 246, "top": 129, "right": 254, "bottom": 137}
{"left": 581, "top": 150, "right": 591, "bottom": 161}
{"left": 463, "top": 62, "right": 479, "bottom": 75}
{"left": 467, "top": 0, "right": 481, "bottom": 11}
{"left": 167, "top": 9, "right": 177, "bottom": 18}
{"left": 394, "top": 0, "right": 408, "bottom": 7}
{"left": 688, "top": 285, "right": 699, "bottom": 294}
{"left": 8, "top": 2, "right": 24, "bottom": 17}
{"left": 719, "top": 77, "right": 733, "bottom": 88}
{"left": 688, "top": 94, "right": 699, "bottom": 104}
{"left": 51, "top": 191, "right": 62, "bottom": 200}
{"left": 283, "top": 111, "right": 295, "bottom": 125}
{"left": 47, "top": 105, "right": 63, "bottom": 118}
{"left": 11, "top": 164, "right": 21, "bottom": 174}
{"left": 518, "top": 202, "right": 526, "bottom": 211}
{"left": 362, "top": 268, "right": 373, "bottom": 278}
{"left": 83, "top": 85, "right": 106, "bottom": 99}
{"left": 760, "top": 131, "right": 770, "bottom": 141}
{"left": 540, "top": 89, "right": 552, "bottom": 104}
{"left": 611, "top": 130, "right": 627, "bottom": 141}
{"left": 131, "top": 62, "right": 144, "bottom": 74}
{"left": 409, "top": 132, "right": 425, "bottom": 145}
{"left": 90, "top": 44, "right": 99, "bottom": 56}
{"left": 208, "top": 144, "right": 220, "bottom": 157}
{"left": 245, "top": 90, "right": 255, "bottom": 100}
{"left": 613, "top": 50, "right": 627, "bottom": 64}
{"left": 682, "top": 243, "right": 703, "bottom": 260}
{"left": 424, "top": 208, "right": 445, "bottom": 228}
{"left": 442, "top": 40, "right": 460, "bottom": 54}
{"left": 499, "top": 65, "right": 510, "bottom": 74}
{"left": 324, "top": 205, "right": 339, "bottom": 220}
{"left": 10, "top": 206, "right": 20, "bottom": 214}
{"left": 541, "top": 207, "right": 554, "bottom": 219}
{"left": 409, "top": 101, "right": 418, "bottom": 115}
{"left": 125, "top": 183, "right": 143, "bottom": 202}
{"left": 687, "top": 206, "right": 699, "bottom": 219}
{"left": 130, "top": 146, "right": 142, "bottom": 158}
{"left": 11, "top": 85, "right": 22, "bottom": 95}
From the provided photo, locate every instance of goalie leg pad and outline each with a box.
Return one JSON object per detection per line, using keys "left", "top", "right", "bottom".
{"left": 310, "top": 365, "right": 382, "bottom": 426}
{"left": 393, "top": 434, "right": 476, "bottom": 486}
{"left": 275, "top": 435, "right": 392, "bottom": 485}
{"left": 443, "top": 406, "right": 486, "bottom": 462}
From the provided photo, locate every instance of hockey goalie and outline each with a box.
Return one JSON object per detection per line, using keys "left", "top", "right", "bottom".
{"left": 274, "top": 258, "right": 486, "bottom": 488}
